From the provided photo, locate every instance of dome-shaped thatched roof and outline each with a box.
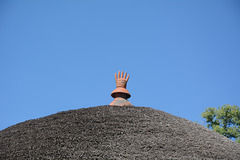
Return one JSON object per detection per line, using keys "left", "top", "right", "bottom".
{"left": 1, "top": 105, "right": 240, "bottom": 159}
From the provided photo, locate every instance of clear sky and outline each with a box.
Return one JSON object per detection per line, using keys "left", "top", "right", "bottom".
{"left": 1, "top": 0, "right": 240, "bottom": 130}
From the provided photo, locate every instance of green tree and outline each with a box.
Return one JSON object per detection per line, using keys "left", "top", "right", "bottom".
{"left": 201, "top": 104, "right": 240, "bottom": 143}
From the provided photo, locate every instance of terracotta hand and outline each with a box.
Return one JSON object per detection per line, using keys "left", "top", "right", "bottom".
{"left": 115, "top": 71, "right": 129, "bottom": 88}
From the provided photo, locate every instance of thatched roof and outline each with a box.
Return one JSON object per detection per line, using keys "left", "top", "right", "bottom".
{"left": 1, "top": 105, "right": 240, "bottom": 159}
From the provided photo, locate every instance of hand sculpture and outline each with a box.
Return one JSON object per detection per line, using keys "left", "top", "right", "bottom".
{"left": 110, "top": 71, "right": 132, "bottom": 106}
{"left": 115, "top": 71, "right": 129, "bottom": 88}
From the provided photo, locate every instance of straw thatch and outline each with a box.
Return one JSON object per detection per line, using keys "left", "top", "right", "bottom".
{"left": 1, "top": 105, "right": 240, "bottom": 159}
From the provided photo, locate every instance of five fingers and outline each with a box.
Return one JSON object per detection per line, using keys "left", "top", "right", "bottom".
{"left": 116, "top": 71, "right": 129, "bottom": 81}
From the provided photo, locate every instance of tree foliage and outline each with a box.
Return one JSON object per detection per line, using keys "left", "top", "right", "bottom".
{"left": 201, "top": 104, "right": 240, "bottom": 143}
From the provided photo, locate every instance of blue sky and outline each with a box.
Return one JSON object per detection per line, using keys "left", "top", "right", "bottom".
{"left": 1, "top": 0, "right": 240, "bottom": 130}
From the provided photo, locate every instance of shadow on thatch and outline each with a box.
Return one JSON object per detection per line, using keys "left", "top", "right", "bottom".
{"left": 1, "top": 105, "right": 240, "bottom": 159}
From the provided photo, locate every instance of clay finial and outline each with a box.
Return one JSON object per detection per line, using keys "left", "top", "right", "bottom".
{"left": 110, "top": 71, "right": 133, "bottom": 106}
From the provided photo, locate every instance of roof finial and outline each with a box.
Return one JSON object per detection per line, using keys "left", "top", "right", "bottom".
{"left": 110, "top": 71, "right": 133, "bottom": 106}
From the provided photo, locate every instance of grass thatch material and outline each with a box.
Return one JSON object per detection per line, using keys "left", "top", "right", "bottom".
{"left": 1, "top": 105, "right": 240, "bottom": 159}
